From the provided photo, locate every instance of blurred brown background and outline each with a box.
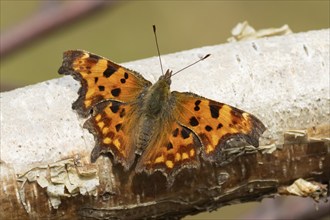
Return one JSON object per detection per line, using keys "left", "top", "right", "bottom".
{"left": 0, "top": 1, "right": 329, "bottom": 219}
{"left": 0, "top": 1, "right": 329, "bottom": 92}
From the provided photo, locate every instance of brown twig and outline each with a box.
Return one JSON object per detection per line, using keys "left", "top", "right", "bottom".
{"left": 0, "top": 1, "right": 113, "bottom": 58}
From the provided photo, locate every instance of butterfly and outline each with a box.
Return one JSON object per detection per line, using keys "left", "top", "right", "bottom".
{"left": 58, "top": 50, "right": 266, "bottom": 181}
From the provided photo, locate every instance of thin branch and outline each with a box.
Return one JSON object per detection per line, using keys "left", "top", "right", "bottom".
{"left": 0, "top": 1, "right": 114, "bottom": 58}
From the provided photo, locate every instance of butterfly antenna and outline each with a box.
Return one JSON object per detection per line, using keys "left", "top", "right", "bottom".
{"left": 171, "top": 54, "right": 211, "bottom": 77}
{"left": 153, "top": 25, "right": 164, "bottom": 75}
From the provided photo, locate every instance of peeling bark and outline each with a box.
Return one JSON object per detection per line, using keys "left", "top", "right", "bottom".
{"left": 1, "top": 29, "right": 329, "bottom": 219}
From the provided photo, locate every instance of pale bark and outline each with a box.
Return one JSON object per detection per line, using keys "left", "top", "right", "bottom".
{"left": 1, "top": 29, "right": 329, "bottom": 219}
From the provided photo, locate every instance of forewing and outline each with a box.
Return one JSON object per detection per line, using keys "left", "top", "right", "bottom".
{"left": 58, "top": 50, "right": 152, "bottom": 117}
{"left": 172, "top": 92, "right": 266, "bottom": 161}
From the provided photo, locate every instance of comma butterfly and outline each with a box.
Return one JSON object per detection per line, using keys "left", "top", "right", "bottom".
{"left": 58, "top": 31, "right": 265, "bottom": 180}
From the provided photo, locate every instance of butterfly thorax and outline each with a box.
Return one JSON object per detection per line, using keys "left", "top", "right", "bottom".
{"left": 142, "top": 70, "right": 172, "bottom": 117}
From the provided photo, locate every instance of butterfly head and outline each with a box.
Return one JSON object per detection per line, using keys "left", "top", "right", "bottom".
{"left": 158, "top": 69, "right": 172, "bottom": 86}
{"left": 164, "top": 69, "right": 173, "bottom": 82}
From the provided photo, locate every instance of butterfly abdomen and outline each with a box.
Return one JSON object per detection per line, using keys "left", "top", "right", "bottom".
{"left": 135, "top": 118, "right": 155, "bottom": 155}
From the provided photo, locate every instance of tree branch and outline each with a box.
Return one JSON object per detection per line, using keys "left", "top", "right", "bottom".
{"left": 0, "top": 29, "right": 329, "bottom": 219}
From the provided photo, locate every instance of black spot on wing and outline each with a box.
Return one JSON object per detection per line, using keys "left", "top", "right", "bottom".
{"left": 189, "top": 117, "right": 199, "bottom": 126}
{"left": 194, "top": 100, "right": 201, "bottom": 111}
{"left": 167, "top": 142, "right": 173, "bottom": 150}
{"left": 181, "top": 127, "right": 191, "bottom": 139}
{"left": 110, "top": 103, "right": 120, "bottom": 113}
{"left": 217, "top": 123, "right": 223, "bottom": 129}
{"left": 209, "top": 102, "right": 221, "bottom": 118}
{"left": 205, "top": 125, "right": 213, "bottom": 131}
{"left": 103, "top": 64, "right": 117, "bottom": 78}
{"left": 98, "top": 85, "right": 105, "bottom": 91}
{"left": 115, "top": 123, "right": 122, "bottom": 132}
{"left": 172, "top": 128, "right": 179, "bottom": 137}
{"left": 111, "top": 88, "right": 121, "bottom": 97}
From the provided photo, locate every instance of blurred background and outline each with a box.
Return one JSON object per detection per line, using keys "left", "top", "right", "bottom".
{"left": 0, "top": 1, "right": 329, "bottom": 219}
{"left": 0, "top": 1, "right": 329, "bottom": 92}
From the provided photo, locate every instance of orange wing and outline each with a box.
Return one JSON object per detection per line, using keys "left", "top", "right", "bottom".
{"left": 84, "top": 100, "right": 140, "bottom": 168}
{"left": 172, "top": 91, "right": 266, "bottom": 162}
{"left": 58, "top": 50, "right": 152, "bottom": 167}
{"left": 135, "top": 119, "right": 201, "bottom": 181}
{"left": 58, "top": 50, "right": 151, "bottom": 117}
{"left": 135, "top": 91, "right": 265, "bottom": 180}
